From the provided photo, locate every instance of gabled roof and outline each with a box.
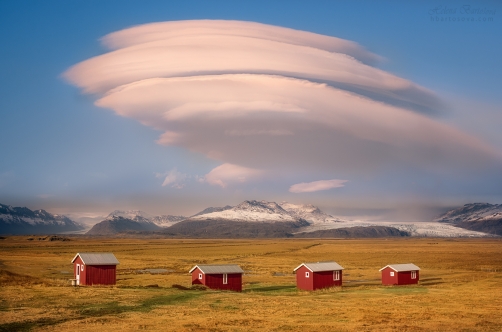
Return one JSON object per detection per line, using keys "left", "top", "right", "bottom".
{"left": 189, "top": 264, "right": 244, "bottom": 274}
{"left": 71, "top": 253, "right": 119, "bottom": 265}
{"left": 379, "top": 263, "right": 420, "bottom": 272}
{"left": 293, "top": 261, "right": 344, "bottom": 272}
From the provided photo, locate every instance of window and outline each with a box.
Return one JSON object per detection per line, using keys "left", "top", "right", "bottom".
{"left": 81, "top": 265, "right": 84, "bottom": 271}
{"left": 390, "top": 271, "right": 394, "bottom": 277}
{"left": 223, "top": 274, "right": 228, "bottom": 284}
{"left": 305, "top": 272, "right": 310, "bottom": 278}
{"left": 334, "top": 270, "right": 340, "bottom": 281}
{"left": 198, "top": 273, "right": 202, "bottom": 280}
{"left": 76, "top": 264, "right": 80, "bottom": 276}
{"left": 411, "top": 271, "right": 416, "bottom": 279}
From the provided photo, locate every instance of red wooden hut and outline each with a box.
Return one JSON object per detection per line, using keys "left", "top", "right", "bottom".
{"left": 379, "top": 263, "right": 420, "bottom": 285}
{"left": 189, "top": 264, "right": 244, "bottom": 292}
{"left": 294, "top": 261, "right": 344, "bottom": 291}
{"left": 71, "top": 253, "right": 119, "bottom": 286}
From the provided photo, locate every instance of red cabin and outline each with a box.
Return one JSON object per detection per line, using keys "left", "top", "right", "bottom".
{"left": 379, "top": 263, "right": 420, "bottom": 285}
{"left": 71, "top": 253, "right": 119, "bottom": 286}
{"left": 294, "top": 261, "right": 344, "bottom": 291}
{"left": 189, "top": 264, "right": 244, "bottom": 292}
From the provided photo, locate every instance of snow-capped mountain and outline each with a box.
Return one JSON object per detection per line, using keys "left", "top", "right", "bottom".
{"left": 0, "top": 203, "right": 84, "bottom": 235}
{"left": 434, "top": 203, "right": 502, "bottom": 236}
{"left": 279, "top": 202, "right": 343, "bottom": 224}
{"left": 151, "top": 215, "right": 187, "bottom": 226}
{"left": 190, "top": 200, "right": 342, "bottom": 224}
{"left": 191, "top": 205, "right": 233, "bottom": 217}
{"left": 86, "top": 215, "right": 160, "bottom": 235}
{"left": 106, "top": 210, "right": 186, "bottom": 227}
{"left": 107, "top": 210, "right": 153, "bottom": 222}
{"left": 434, "top": 203, "right": 502, "bottom": 223}
{"left": 191, "top": 200, "right": 298, "bottom": 223}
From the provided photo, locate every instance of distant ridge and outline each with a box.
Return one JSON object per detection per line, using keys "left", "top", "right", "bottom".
{"left": 435, "top": 203, "right": 502, "bottom": 236}
{"left": 162, "top": 219, "right": 308, "bottom": 238}
{"left": 162, "top": 219, "right": 409, "bottom": 239}
{"left": 191, "top": 205, "right": 233, "bottom": 217}
{"left": 190, "top": 200, "right": 344, "bottom": 224}
{"left": 0, "top": 203, "right": 84, "bottom": 235}
{"left": 294, "top": 226, "right": 410, "bottom": 238}
{"left": 86, "top": 216, "right": 161, "bottom": 235}
{"left": 106, "top": 210, "right": 187, "bottom": 228}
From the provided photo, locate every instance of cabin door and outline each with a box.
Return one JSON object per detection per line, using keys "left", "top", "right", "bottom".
{"left": 76, "top": 264, "right": 80, "bottom": 285}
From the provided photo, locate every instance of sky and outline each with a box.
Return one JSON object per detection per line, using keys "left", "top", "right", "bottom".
{"left": 0, "top": 1, "right": 501, "bottom": 221}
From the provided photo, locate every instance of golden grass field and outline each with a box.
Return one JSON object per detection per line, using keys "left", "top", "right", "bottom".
{"left": 1, "top": 236, "right": 502, "bottom": 331}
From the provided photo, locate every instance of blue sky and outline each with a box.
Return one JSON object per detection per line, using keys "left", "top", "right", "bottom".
{"left": 0, "top": 1, "right": 501, "bottom": 220}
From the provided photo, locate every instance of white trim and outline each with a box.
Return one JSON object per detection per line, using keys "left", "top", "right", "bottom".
{"left": 411, "top": 271, "right": 417, "bottom": 279}
{"left": 223, "top": 273, "right": 228, "bottom": 284}
{"left": 71, "top": 253, "right": 80, "bottom": 264}
{"left": 71, "top": 253, "right": 119, "bottom": 265}
{"left": 294, "top": 263, "right": 313, "bottom": 272}
{"left": 333, "top": 270, "right": 340, "bottom": 281}
{"left": 390, "top": 271, "right": 394, "bottom": 277}
{"left": 293, "top": 262, "right": 345, "bottom": 273}
{"left": 189, "top": 265, "right": 202, "bottom": 274}
{"left": 76, "top": 264, "right": 80, "bottom": 286}
{"left": 379, "top": 264, "right": 420, "bottom": 272}
{"left": 198, "top": 273, "right": 202, "bottom": 280}
{"left": 305, "top": 271, "right": 310, "bottom": 278}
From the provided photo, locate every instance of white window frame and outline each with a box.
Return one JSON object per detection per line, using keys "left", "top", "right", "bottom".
{"left": 305, "top": 271, "right": 310, "bottom": 278}
{"left": 198, "top": 273, "right": 203, "bottom": 280}
{"left": 76, "top": 264, "right": 80, "bottom": 276}
{"left": 411, "top": 271, "right": 416, "bottom": 279}
{"left": 333, "top": 270, "right": 340, "bottom": 281}
{"left": 223, "top": 273, "right": 228, "bottom": 284}
{"left": 390, "top": 271, "right": 395, "bottom": 277}
{"left": 81, "top": 265, "right": 84, "bottom": 271}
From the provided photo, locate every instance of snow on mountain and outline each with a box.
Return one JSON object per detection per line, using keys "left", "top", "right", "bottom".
{"left": 107, "top": 210, "right": 153, "bottom": 222}
{"left": 191, "top": 200, "right": 304, "bottom": 223}
{"left": 0, "top": 203, "right": 84, "bottom": 234}
{"left": 279, "top": 202, "right": 343, "bottom": 224}
{"left": 190, "top": 200, "right": 344, "bottom": 224}
{"left": 151, "top": 215, "right": 186, "bottom": 226}
{"left": 433, "top": 203, "right": 502, "bottom": 236}
{"left": 477, "top": 212, "right": 502, "bottom": 221}
{"left": 106, "top": 210, "right": 186, "bottom": 227}
{"left": 191, "top": 205, "right": 233, "bottom": 217}
{"left": 434, "top": 203, "right": 502, "bottom": 223}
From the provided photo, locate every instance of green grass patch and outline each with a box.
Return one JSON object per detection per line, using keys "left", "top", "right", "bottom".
{"left": 0, "top": 318, "right": 65, "bottom": 332}
{"left": 380, "top": 286, "right": 428, "bottom": 294}
{"left": 79, "top": 292, "right": 203, "bottom": 317}
{"left": 244, "top": 284, "right": 297, "bottom": 294}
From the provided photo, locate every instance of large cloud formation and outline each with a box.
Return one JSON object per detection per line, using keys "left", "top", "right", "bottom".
{"left": 64, "top": 20, "right": 502, "bottom": 188}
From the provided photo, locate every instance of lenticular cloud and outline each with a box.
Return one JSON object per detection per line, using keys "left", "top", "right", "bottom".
{"left": 64, "top": 20, "right": 502, "bottom": 187}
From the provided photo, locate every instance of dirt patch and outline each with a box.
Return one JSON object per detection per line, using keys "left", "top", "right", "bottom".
{"left": 136, "top": 268, "right": 173, "bottom": 274}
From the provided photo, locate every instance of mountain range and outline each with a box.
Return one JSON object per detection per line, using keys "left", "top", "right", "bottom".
{"left": 189, "top": 200, "right": 342, "bottom": 224}
{"left": 0, "top": 203, "right": 84, "bottom": 235}
{"left": 86, "top": 200, "right": 344, "bottom": 235}
{"left": 2, "top": 201, "right": 500, "bottom": 237}
{"left": 434, "top": 203, "right": 502, "bottom": 236}
{"left": 86, "top": 200, "right": 405, "bottom": 238}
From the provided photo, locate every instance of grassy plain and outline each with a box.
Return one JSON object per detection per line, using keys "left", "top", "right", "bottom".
{"left": 1, "top": 237, "right": 501, "bottom": 331}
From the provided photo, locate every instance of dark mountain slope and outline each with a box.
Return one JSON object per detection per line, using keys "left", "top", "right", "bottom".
{"left": 0, "top": 203, "right": 83, "bottom": 235}
{"left": 86, "top": 216, "right": 160, "bottom": 235}
{"left": 161, "top": 218, "right": 308, "bottom": 238}
{"left": 294, "top": 226, "right": 410, "bottom": 238}
{"left": 435, "top": 203, "right": 502, "bottom": 236}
